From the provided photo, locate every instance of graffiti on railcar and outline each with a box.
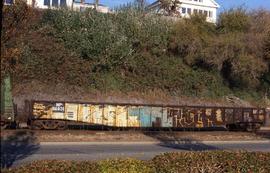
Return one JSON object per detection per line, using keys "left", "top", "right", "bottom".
{"left": 170, "top": 108, "right": 197, "bottom": 128}
{"left": 234, "top": 109, "right": 242, "bottom": 122}
{"left": 65, "top": 103, "right": 78, "bottom": 121}
{"left": 151, "top": 107, "right": 163, "bottom": 127}
{"left": 33, "top": 102, "right": 66, "bottom": 120}
{"left": 258, "top": 109, "right": 265, "bottom": 121}
{"left": 241, "top": 108, "right": 265, "bottom": 123}
{"left": 127, "top": 106, "right": 140, "bottom": 127}
{"left": 215, "top": 109, "right": 223, "bottom": 123}
{"left": 225, "top": 109, "right": 234, "bottom": 124}
{"left": 204, "top": 108, "right": 213, "bottom": 127}
{"left": 115, "top": 106, "right": 128, "bottom": 127}
{"left": 169, "top": 108, "right": 181, "bottom": 127}
{"left": 91, "top": 105, "right": 103, "bottom": 124}
{"left": 183, "top": 108, "right": 196, "bottom": 128}
{"left": 167, "top": 107, "right": 227, "bottom": 128}
{"left": 213, "top": 108, "right": 226, "bottom": 126}
{"left": 31, "top": 101, "right": 266, "bottom": 128}
{"left": 51, "top": 103, "right": 65, "bottom": 119}
{"left": 253, "top": 109, "right": 259, "bottom": 121}
{"left": 162, "top": 107, "right": 172, "bottom": 127}
{"left": 33, "top": 102, "right": 52, "bottom": 119}
{"left": 195, "top": 108, "right": 204, "bottom": 128}
{"left": 103, "top": 105, "right": 116, "bottom": 126}
{"left": 81, "top": 104, "right": 90, "bottom": 122}
{"left": 243, "top": 108, "right": 252, "bottom": 122}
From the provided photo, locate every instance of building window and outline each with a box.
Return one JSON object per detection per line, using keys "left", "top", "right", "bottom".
{"left": 194, "top": 9, "right": 198, "bottom": 14}
{"left": 204, "top": 10, "right": 208, "bottom": 16}
{"left": 52, "top": 0, "right": 58, "bottom": 7}
{"left": 60, "top": 0, "right": 66, "bottom": 7}
{"left": 5, "top": 0, "right": 13, "bottom": 4}
{"left": 182, "top": 7, "right": 186, "bottom": 14}
{"left": 209, "top": 11, "right": 213, "bottom": 18}
{"left": 199, "top": 0, "right": 203, "bottom": 2}
{"left": 187, "top": 8, "right": 192, "bottom": 15}
{"left": 44, "top": 0, "right": 50, "bottom": 5}
{"left": 199, "top": 10, "right": 203, "bottom": 14}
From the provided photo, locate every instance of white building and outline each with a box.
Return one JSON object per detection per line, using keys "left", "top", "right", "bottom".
{"left": 4, "top": 0, "right": 110, "bottom": 13}
{"left": 148, "top": 0, "right": 220, "bottom": 23}
{"left": 72, "top": 1, "right": 109, "bottom": 13}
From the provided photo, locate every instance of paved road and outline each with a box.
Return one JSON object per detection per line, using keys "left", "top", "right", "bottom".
{"left": 1, "top": 140, "right": 270, "bottom": 168}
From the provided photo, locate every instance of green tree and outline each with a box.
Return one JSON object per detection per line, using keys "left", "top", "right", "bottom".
{"left": 217, "top": 8, "right": 250, "bottom": 33}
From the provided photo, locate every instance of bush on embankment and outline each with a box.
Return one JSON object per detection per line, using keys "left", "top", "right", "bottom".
{"left": 2, "top": 151, "right": 270, "bottom": 173}
{"left": 1, "top": 1, "right": 270, "bottom": 103}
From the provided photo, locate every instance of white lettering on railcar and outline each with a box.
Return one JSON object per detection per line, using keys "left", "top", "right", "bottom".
{"left": 52, "top": 103, "right": 65, "bottom": 112}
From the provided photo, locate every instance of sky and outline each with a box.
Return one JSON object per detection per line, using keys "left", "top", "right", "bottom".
{"left": 89, "top": 0, "right": 270, "bottom": 11}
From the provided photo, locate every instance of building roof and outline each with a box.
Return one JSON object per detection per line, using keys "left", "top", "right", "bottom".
{"left": 209, "top": 0, "right": 220, "bottom": 8}
{"left": 147, "top": 0, "right": 220, "bottom": 11}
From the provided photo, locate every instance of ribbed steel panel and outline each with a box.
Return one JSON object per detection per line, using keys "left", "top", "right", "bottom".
{"left": 65, "top": 103, "right": 78, "bottom": 121}
{"left": 91, "top": 105, "right": 103, "bottom": 125}
{"left": 115, "top": 106, "right": 128, "bottom": 127}
{"left": 127, "top": 106, "right": 140, "bottom": 127}
{"left": 51, "top": 103, "right": 65, "bottom": 120}
{"left": 103, "top": 105, "right": 116, "bottom": 126}
{"left": 151, "top": 107, "right": 162, "bottom": 127}
{"left": 162, "top": 107, "right": 172, "bottom": 127}
{"left": 81, "top": 104, "right": 90, "bottom": 123}
{"left": 139, "top": 107, "right": 151, "bottom": 127}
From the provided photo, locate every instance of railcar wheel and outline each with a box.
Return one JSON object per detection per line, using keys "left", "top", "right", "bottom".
{"left": 226, "top": 124, "right": 234, "bottom": 131}
{"left": 31, "top": 121, "right": 43, "bottom": 130}
{"left": 43, "top": 120, "right": 61, "bottom": 130}
{"left": 246, "top": 123, "right": 261, "bottom": 132}
{"left": 246, "top": 125, "right": 253, "bottom": 132}
{"left": 1, "top": 123, "right": 7, "bottom": 130}
{"left": 57, "top": 121, "right": 67, "bottom": 130}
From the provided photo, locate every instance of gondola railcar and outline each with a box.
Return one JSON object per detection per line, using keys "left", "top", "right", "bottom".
{"left": 25, "top": 100, "right": 266, "bottom": 131}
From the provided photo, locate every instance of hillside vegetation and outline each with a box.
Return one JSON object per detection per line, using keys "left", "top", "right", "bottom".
{"left": 1, "top": 1, "right": 270, "bottom": 104}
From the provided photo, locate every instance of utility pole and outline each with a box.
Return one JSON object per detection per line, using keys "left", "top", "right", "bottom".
{"left": 94, "top": 0, "right": 98, "bottom": 10}
{"left": 0, "top": 0, "right": 4, "bottom": 53}
{"left": 136, "top": 0, "right": 145, "bottom": 11}
{"left": 1, "top": 74, "right": 15, "bottom": 129}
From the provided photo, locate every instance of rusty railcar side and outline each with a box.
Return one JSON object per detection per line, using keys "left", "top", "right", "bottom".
{"left": 27, "top": 100, "right": 267, "bottom": 130}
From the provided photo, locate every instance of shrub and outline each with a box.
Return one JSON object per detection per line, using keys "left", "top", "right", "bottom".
{"left": 217, "top": 8, "right": 251, "bottom": 33}
{"left": 98, "top": 158, "right": 152, "bottom": 173}
{"left": 2, "top": 152, "right": 270, "bottom": 173}
{"left": 1, "top": 160, "right": 99, "bottom": 173}
{"left": 151, "top": 151, "right": 270, "bottom": 173}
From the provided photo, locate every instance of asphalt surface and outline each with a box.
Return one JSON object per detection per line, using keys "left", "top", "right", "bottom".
{"left": 1, "top": 140, "right": 270, "bottom": 168}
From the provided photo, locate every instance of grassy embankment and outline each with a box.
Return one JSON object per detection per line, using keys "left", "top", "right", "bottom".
{"left": 1, "top": 1, "right": 270, "bottom": 106}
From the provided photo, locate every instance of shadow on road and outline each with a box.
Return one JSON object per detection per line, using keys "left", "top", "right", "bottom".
{"left": 1, "top": 131, "right": 40, "bottom": 168}
{"left": 143, "top": 131, "right": 218, "bottom": 151}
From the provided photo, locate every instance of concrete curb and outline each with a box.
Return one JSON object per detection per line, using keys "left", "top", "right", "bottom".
{"left": 40, "top": 140, "right": 270, "bottom": 145}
